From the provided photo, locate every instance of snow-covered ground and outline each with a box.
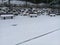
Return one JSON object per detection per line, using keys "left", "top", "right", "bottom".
{"left": 0, "top": 15, "right": 60, "bottom": 45}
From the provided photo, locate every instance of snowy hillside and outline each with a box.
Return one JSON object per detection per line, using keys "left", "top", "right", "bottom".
{"left": 0, "top": 0, "right": 2, "bottom": 4}
{"left": 10, "top": 1, "right": 36, "bottom": 6}
{"left": 0, "top": 0, "right": 36, "bottom": 6}
{"left": 0, "top": 15, "right": 60, "bottom": 45}
{"left": 10, "top": 1, "right": 26, "bottom": 5}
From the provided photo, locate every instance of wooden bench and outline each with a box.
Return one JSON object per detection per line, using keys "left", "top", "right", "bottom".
{"left": 1, "top": 14, "right": 14, "bottom": 19}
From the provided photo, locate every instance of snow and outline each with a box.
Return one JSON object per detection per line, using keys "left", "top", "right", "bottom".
{"left": 0, "top": 15, "right": 60, "bottom": 45}
{"left": 0, "top": 0, "right": 8, "bottom": 3}
{"left": 0, "top": 0, "right": 36, "bottom": 6}
{"left": 10, "top": 1, "right": 26, "bottom": 5}
{"left": 10, "top": 1, "right": 36, "bottom": 6}
{"left": 0, "top": 1, "right": 2, "bottom": 4}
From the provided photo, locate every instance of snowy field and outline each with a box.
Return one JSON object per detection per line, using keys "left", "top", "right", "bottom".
{"left": 0, "top": 15, "right": 60, "bottom": 45}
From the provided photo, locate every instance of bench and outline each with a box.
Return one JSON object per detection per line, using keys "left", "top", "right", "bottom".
{"left": 29, "top": 14, "right": 37, "bottom": 17}
{"left": 49, "top": 14, "right": 56, "bottom": 17}
{"left": 1, "top": 14, "right": 14, "bottom": 19}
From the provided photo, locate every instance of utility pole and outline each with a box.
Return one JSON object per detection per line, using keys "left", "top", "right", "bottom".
{"left": 8, "top": 0, "right": 10, "bottom": 9}
{"left": 26, "top": 0, "right": 27, "bottom": 7}
{"left": 34, "top": 0, "right": 37, "bottom": 8}
{"left": 8, "top": 0, "right": 10, "bottom": 6}
{"left": 2, "top": 0, "right": 4, "bottom": 6}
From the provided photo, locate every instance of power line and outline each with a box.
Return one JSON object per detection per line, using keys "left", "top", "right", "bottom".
{"left": 16, "top": 28, "right": 60, "bottom": 45}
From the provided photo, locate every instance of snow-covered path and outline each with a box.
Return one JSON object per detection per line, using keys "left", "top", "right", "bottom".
{"left": 0, "top": 15, "right": 60, "bottom": 45}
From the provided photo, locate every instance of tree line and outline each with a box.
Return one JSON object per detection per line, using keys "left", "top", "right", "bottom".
{"left": 22, "top": 0, "right": 60, "bottom": 4}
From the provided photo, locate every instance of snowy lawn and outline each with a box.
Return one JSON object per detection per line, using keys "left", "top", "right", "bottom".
{"left": 0, "top": 15, "right": 60, "bottom": 45}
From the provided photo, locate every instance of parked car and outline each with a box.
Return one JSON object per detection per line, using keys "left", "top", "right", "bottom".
{"left": 13, "top": 11, "right": 19, "bottom": 16}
